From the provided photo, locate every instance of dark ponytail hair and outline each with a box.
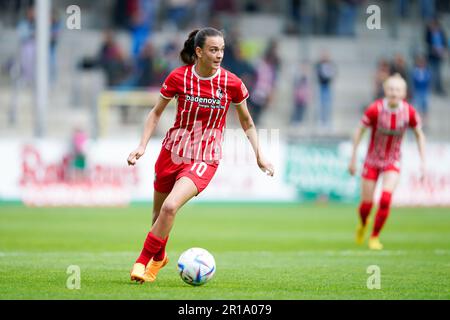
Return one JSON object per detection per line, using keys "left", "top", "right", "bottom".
{"left": 180, "top": 27, "right": 224, "bottom": 65}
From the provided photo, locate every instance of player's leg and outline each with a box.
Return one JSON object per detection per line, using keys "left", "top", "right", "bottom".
{"left": 131, "top": 147, "right": 175, "bottom": 283}
{"left": 356, "top": 178, "right": 377, "bottom": 244}
{"left": 360, "top": 178, "right": 377, "bottom": 224}
{"left": 151, "top": 177, "right": 198, "bottom": 237}
{"left": 143, "top": 159, "right": 219, "bottom": 282}
{"left": 151, "top": 190, "right": 170, "bottom": 260}
{"left": 356, "top": 164, "right": 378, "bottom": 244}
{"left": 142, "top": 191, "right": 171, "bottom": 281}
{"left": 150, "top": 149, "right": 179, "bottom": 263}
{"left": 369, "top": 170, "right": 400, "bottom": 250}
{"left": 131, "top": 178, "right": 197, "bottom": 283}
{"left": 130, "top": 191, "right": 169, "bottom": 283}
{"left": 152, "top": 190, "right": 170, "bottom": 224}
{"left": 132, "top": 155, "right": 217, "bottom": 283}
{"left": 134, "top": 177, "right": 197, "bottom": 273}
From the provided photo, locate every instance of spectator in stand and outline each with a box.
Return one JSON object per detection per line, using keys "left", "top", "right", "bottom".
{"left": 316, "top": 51, "right": 337, "bottom": 130}
{"left": 221, "top": 29, "right": 240, "bottom": 71}
{"left": 291, "top": 63, "right": 311, "bottom": 126}
{"left": 17, "top": 6, "right": 36, "bottom": 86}
{"left": 231, "top": 46, "right": 256, "bottom": 91}
{"left": 425, "top": 18, "right": 448, "bottom": 95}
{"left": 16, "top": 6, "right": 61, "bottom": 84}
{"left": 374, "top": 58, "right": 391, "bottom": 99}
{"left": 160, "top": 39, "right": 181, "bottom": 79}
{"left": 11, "top": 6, "right": 59, "bottom": 125}
{"left": 412, "top": 55, "right": 432, "bottom": 126}
{"left": 139, "top": 0, "right": 160, "bottom": 27}
{"left": 337, "top": 0, "right": 362, "bottom": 37}
{"left": 98, "top": 30, "right": 131, "bottom": 87}
{"left": 127, "top": 0, "right": 159, "bottom": 61}
{"left": 167, "top": 0, "right": 194, "bottom": 30}
{"left": 248, "top": 39, "right": 280, "bottom": 125}
{"left": 194, "top": 0, "right": 213, "bottom": 28}
{"left": 129, "top": 10, "right": 151, "bottom": 62}
{"left": 121, "top": 38, "right": 179, "bottom": 90}
{"left": 221, "top": 30, "right": 256, "bottom": 89}
{"left": 134, "top": 40, "right": 157, "bottom": 87}
{"left": 50, "top": 9, "right": 62, "bottom": 82}
{"left": 390, "top": 54, "right": 408, "bottom": 80}
{"left": 390, "top": 53, "right": 411, "bottom": 98}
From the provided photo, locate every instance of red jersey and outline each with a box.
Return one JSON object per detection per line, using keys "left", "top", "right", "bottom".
{"left": 160, "top": 64, "right": 249, "bottom": 162}
{"left": 361, "top": 99, "right": 421, "bottom": 168}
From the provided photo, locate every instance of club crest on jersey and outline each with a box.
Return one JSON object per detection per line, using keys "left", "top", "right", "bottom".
{"left": 216, "top": 88, "right": 223, "bottom": 100}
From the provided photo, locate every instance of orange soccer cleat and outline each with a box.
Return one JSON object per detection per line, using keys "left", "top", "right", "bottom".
{"left": 368, "top": 236, "right": 384, "bottom": 250}
{"left": 355, "top": 220, "right": 370, "bottom": 245}
{"left": 144, "top": 254, "right": 169, "bottom": 282}
{"left": 130, "top": 263, "right": 146, "bottom": 284}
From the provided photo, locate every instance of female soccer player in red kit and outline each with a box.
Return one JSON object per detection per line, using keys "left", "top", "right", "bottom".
{"left": 348, "top": 74, "right": 426, "bottom": 250}
{"left": 127, "top": 27, "right": 274, "bottom": 283}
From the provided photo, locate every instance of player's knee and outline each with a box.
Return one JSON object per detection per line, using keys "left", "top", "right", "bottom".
{"left": 362, "top": 194, "right": 374, "bottom": 203}
{"left": 160, "top": 201, "right": 178, "bottom": 218}
{"left": 379, "top": 191, "right": 392, "bottom": 209}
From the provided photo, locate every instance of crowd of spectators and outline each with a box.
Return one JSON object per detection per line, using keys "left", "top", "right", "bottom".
{"left": 4, "top": 0, "right": 449, "bottom": 132}
{"left": 370, "top": 17, "right": 448, "bottom": 129}
{"left": 291, "top": 18, "right": 447, "bottom": 132}
{"left": 76, "top": 0, "right": 281, "bottom": 126}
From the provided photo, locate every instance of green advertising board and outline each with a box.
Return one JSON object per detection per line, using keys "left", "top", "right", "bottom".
{"left": 285, "top": 143, "right": 361, "bottom": 203}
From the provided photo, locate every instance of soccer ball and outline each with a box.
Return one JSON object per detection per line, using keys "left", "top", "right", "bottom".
{"left": 177, "top": 247, "right": 216, "bottom": 286}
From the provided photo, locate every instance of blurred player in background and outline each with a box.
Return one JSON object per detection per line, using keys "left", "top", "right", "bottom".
{"left": 127, "top": 27, "right": 274, "bottom": 283}
{"left": 348, "top": 74, "right": 426, "bottom": 250}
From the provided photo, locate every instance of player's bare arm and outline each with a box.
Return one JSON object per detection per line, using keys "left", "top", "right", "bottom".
{"left": 127, "top": 96, "right": 171, "bottom": 166}
{"left": 235, "top": 100, "right": 275, "bottom": 177}
{"left": 348, "top": 125, "right": 367, "bottom": 176}
{"left": 413, "top": 126, "right": 426, "bottom": 180}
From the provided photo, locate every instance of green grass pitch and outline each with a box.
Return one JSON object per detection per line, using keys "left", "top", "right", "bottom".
{"left": 0, "top": 203, "right": 449, "bottom": 299}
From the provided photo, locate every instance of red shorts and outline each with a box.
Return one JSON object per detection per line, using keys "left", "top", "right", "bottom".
{"left": 362, "top": 162, "right": 400, "bottom": 181}
{"left": 153, "top": 146, "right": 219, "bottom": 194}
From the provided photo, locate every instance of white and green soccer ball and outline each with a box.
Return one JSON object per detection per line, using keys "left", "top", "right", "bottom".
{"left": 177, "top": 248, "right": 216, "bottom": 286}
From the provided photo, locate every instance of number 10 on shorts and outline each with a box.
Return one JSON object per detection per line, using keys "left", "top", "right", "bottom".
{"left": 190, "top": 162, "right": 207, "bottom": 177}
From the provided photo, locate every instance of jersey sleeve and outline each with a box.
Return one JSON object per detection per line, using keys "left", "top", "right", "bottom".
{"left": 361, "top": 103, "right": 378, "bottom": 128}
{"left": 231, "top": 78, "right": 250, "bottom": 105}
{"left": 408, "top": 105, "right": 422, "bottom": 129}
{"left": 160, "top": 70, "right": 178, "bottom": 99}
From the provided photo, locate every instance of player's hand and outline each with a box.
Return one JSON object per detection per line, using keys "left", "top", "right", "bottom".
{"left": 348, "top": 159, "right": 357, "bottom": 176}
{"left": 257, "top": 156, "right": 275, "bottom": 177}
{"left": 127, "top": 145, "right": 145, "bottom": 166}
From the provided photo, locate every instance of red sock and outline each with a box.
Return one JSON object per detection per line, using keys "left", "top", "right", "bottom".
{"left": 153, "top": 236, "right": 169, "bottom": 262}
{"left": 135, "top": 232, "right": 165, "bottom": 266}
{"left": 358, "top": 201, "right": 373, "bottom": 225}
{"left": 372, "top": 191, "right": 392, "bottom": 237}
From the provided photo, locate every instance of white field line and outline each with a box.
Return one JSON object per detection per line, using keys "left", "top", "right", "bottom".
{"left": 0, "top": 250, "right": 449, "bottom": 258}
